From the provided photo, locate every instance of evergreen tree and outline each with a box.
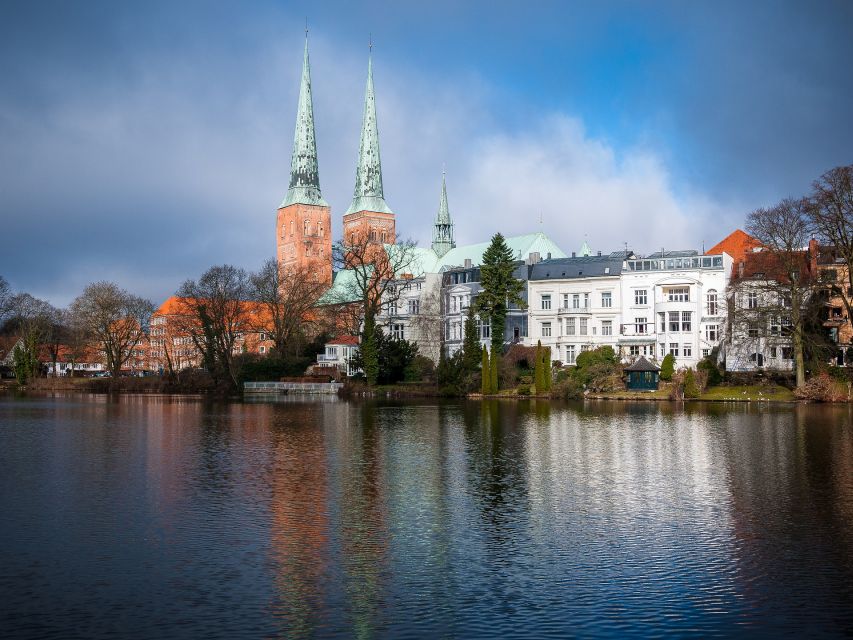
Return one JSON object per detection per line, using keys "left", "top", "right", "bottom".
{"left": 684, "top": 368, "right": 701, "bottom": 398}
{"left": 490, "top": 349, "right": 500, "bottom": 394}
{"left": 534, "top": 340, "right": 543, "bottom": 392}
{"left": 361, "top": 311, "right": 380, "bottom": 386}
{"left": 462, "top": 305, "right": 482, "bottom": 374}
{"left": 543, "top": 346, "right": 552, "bottom": 392}
{"left": 660, "top": 353, "right": 675, "bottom": 381}
{"left": 481, "top": 346, "right": 490, "bottom": 395}
{"left": 476, "top": 233, "right": 525, "bottom": 354}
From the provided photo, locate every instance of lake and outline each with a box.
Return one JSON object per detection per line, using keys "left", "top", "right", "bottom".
{"left": 1, "top": 395, "right": 852, "bottom": 638}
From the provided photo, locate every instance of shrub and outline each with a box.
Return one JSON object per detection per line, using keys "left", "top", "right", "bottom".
{"left": 660, "top": 354, "right": 675, "bottom": 381}
{"left": 794, "top": 373, "right": 848, "bottom": 402}
{"left": 697, "top": 356, "right": 722, "bottom": 386}
{"left": 683, "top": 369, "right": 701, "bottom": 398}
{"left": 551, "top": 377, "right": 583, "bottom": 400}
{"left": 517, "top": 383, "right": 532, "bottom": 396}
{"left": 572, "top": 346, "right": 621, "bottom": 391}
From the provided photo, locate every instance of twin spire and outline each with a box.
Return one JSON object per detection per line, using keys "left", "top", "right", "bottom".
{"left": 282, "top": 36, "right": 453, "bottom": 251}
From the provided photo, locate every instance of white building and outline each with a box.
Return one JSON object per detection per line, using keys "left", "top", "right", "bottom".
{"left": 619, "top": 250, "right": 731, "bottom": 368}
{"left": 316, "top": 336, "right": 360, "bottom": 377}
{"left": 527, "top": 254, "right": 626, "bottom": 365}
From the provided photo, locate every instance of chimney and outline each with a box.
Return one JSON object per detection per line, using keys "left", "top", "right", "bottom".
{"left": 738, "top": 260, "right": 745, "bottom": 278}
{"left": 809, "top": 237, "right": 819, "bottom": 275}
{"left": 464, "top": 258, "right": 472, "bottom": 269}
{"left": 546, "top": 252, "right": 552, "bottom": 260}
{"left": 571, "top": 252, "right": 576, "bottom": 258}
{"left": 527, "top": 251, "right": 540, "bottom": 265}
{"left": 597, "top": 251, "right": 602, "bottom": 256}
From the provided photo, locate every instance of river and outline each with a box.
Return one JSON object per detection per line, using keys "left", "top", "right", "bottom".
{"left": 1, "top": 394, "right": 852, "bottom": 638}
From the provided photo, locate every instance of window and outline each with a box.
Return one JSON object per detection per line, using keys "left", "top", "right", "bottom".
{"left": 669, "top": 311, "right": 680, "bottom": 332}
{"left": 304, "top": 220, "right": 310, "bottom": 235}
{"left": 290, "top": 220, "right": 294, "bottom": 236}
{"left": 660, "top": 343, "right": 666, "bottom": 358}
{"left": 669, "top": 343, "right": 679, "bottom": 356}
{"left": 541, "top": 294, "right": 552, "bottom": 310}
{"left": 542, "top": 322, "right": 552, "bottom": 337}
{"left": 572, "top": 294, "right": 581, "bottom": 309}
{"left": 781, "top": 347, "right": 793, "bottom": 360}
{"left": 565, "top": 345, "right": 576, "bottom": 364}
{"left": 635, "top": 317, "right": 647, "bottom": 334}
{"left": 629, "top": 345, "right": 640, "bottom": 356}
{"left": 770, "top": 316, "right": 780, "bottom": 335}
{"left": 259, "top": 333, "right": 266, "bottom": 341}
{"left": 748, "top": 323, "right": 759, "bottom": 338}
{"left": 583, "top": 293, "right": 590, "bottom": 308}
{"left": 602, "top": 320, "right": 612, "bottom": 336}
{"left": 770, "top": 347, "right": 777, "bottom": 358}
{"left": 601, "top": 292, "right": 612, "bottom": 308}
{"left": 479, "top": 318, "right": 491, "bottom": 339}
{"left": 668, "top": 287, "right": 690, "bottom": 302}
{"left": 659, "top": 312, "right": 666, "bottom": 332}
{"left": 566, "top": 318, "right": 576, "bottom": 335}
{"left": 579, "top": 318, "right": 588, "bottom": 335}
{"left": 389, "top": 301, "right": 398, "bottom": 315}
{"left": 706, "top": 290, "right": 718, "bottom": 315}
{"left": 259, "top": 346, "right": 266, "bottom": 354}
{"left": 683, "top": 344, "right": 692, "bottom": 358}
{"left": 389, "top": 324, "right": 404, "bottom": 340}
{"left": 681, "top": 311, "right": 692, "bottom": 332}
{"left": 408, "top": 299, "right": 420, "bottom": 315}
{"left": 562, "top": 294, "right": 569, "bottom": 309}
{"left": 702, "top": 349, "right": 709, "bottom": 357}
{"left": 635, "top": 289, "right": 648, "bottom": 305}
{"left": 706, "top": 324, "right": 719, "bottom": 342}
{"left": 747, "top": 291, "right": 758, "bottom": 309}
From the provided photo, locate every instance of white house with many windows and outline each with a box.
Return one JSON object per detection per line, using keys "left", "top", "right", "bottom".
{"left": 619, "top": 250, "right": 731, "bottom": 368}
{"left": 527, "top": 254, "right": 626, "bottom": 364}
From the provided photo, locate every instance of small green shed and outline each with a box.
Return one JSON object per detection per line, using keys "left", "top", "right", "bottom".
{"left": 625, "top": 356, "right": 661, "bottom": 391}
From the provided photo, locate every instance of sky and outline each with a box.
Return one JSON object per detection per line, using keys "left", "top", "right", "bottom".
{"left": 1, "top": 0, "right": 851, "bottom": 307}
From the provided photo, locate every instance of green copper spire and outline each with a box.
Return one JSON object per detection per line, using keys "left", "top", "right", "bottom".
{"left": 281, "top": 36, "right": 328, "bottom": 208}
{"left": 431, "top": 171, "right": 455, "bottom": 257}
{"left": 345, "top": 54, "right": 393, "bottom": 215}
{"left": 579, "top": 240, "right": 593, "bottom": 257}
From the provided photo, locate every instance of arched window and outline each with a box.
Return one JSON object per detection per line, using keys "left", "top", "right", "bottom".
{"left": 318, "top": 222, "right": 323, "bottom": 237}
{"left": 304, "top": 220, "right": 310, "bottom": 235}
{"left": 289, "top": 220, "right": 294, "bottom": 237}
{"left": 706, "top": 289, "right": 718, "bottom": 316}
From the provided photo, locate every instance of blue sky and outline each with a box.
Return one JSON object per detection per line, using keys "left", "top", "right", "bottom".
{"left": 1, "top": 0, "right": 851, "bottom": 306}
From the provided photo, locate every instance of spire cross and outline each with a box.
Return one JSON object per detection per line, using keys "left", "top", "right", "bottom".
{"left": 369, "top": 34, "right": 373, "bottom": 53}
{"left": 305, "top": 17, "right": 308, "bottom": 38}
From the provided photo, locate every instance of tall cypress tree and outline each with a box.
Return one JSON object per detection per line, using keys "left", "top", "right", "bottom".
{"left": 462, "top": 304, "right": 482, "bottom": 374}
{"left": 543, "top": 346, "right": 552, "bottom": 392}
{"left": 481, "top": 346, "right": 490, "bottom": 395}
{"left": 490, "top": 349, "right": 499, "bottom": 394}
{"left": 361, "top": 311, "right": 379, "bottom": 386}
{"left": 476, "top": 233, "right": 525, "bottom": 355}
{"left": 534, "top": 340, "right": 543, "bottom": 392}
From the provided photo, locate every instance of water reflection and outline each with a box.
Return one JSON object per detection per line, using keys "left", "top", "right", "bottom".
{"left": 1, "top": 395, "right": 852, "bottom": 638}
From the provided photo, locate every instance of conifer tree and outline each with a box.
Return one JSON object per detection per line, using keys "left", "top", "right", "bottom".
{"left": 490, "top": 349, "right": 499, "bottom": 394}
{"left": 534, "top": 340, "right": 543, "bottom": 392}
{"left": 543, "top": 346, "right": 552, "bottom": 392}
{"left": 476, "top": 233, "right": 526, "bottom": 354}
{"left": 481, "top": 346, "right": 490, "bottom": 395}
{"left": 361, "top": 312, "right": 380, "bottom": 386}
{"left": 684, "top": 368, "right": 700, "bottom": 398}
{"left": 462, "top": 305, "right": 482, "bottom": 374}
{"left": 660, "top": 353, "right": 675, "bottom": 381}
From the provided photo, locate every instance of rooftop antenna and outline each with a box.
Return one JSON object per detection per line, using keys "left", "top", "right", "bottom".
{"left": 624, "top": 241, "right": 628, "bottom": 259}
{"left": 369, "top": 33, "right": 373, "bottom": 53}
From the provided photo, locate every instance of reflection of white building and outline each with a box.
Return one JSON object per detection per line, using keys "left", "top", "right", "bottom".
{"left": 316, "top": 336, "right": 360, "bottom": 377}
{"left": 527, "top": 253, "right": 627, "bottom": 365}
{"left": 619, "top": 250, "right": 731, "bottom": 368}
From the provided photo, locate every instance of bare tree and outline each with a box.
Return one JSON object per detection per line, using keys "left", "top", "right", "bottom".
{"left": 731, "top": 198, "right": 817, "bottom": 386}
{"left": 8, "top": 293, "right": 55, "bottom": 381}
{"left": 175, "top": 265, "right": 250, "bottom": 388}
{"left": 808, "top": 165, "right": 853, "bottom": 320}
{"left": 249, "top": 258, "right": 328, "bottom": 357}
{"left": 70, "top": 282, "right": 154, "bottom": 378}
{"left": 328, "top": 231, "right": 418, "bottom": 384}
{"left": 0, "top": 276, "right": 12, "bottom": 326}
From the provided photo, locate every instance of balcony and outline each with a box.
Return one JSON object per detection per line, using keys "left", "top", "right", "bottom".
{"left": 317, "top": 354, "right": 339, "bottom": 363}
{"left": 558, "top": 305, "right": 591, "bottom": 315}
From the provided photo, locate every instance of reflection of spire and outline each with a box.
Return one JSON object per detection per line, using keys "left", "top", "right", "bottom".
{"left": 431, "top": 170, "right": 455, "bottom": 257}
{"left": 345, "top": 51, "right": 393, "bottom": 215}
{"left": 281, "top": 35, "right": 328, "bottom": 208}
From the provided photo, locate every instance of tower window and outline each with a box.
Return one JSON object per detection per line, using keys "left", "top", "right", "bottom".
{"left": 304, "top": 220, "right": 310, "bottom": 235}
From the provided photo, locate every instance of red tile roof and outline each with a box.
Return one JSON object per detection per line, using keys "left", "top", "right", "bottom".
{"left": 708, "top": 229, "right": 763, "bottom": 264}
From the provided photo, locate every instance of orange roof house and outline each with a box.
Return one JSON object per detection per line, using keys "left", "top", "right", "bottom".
{"left": 708, "top": 229, "right": 763, "bottom": 265}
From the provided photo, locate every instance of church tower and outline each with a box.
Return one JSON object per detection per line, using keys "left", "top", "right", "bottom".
{"left": 276, "top": 36, "right": 333, "bottom": 285}
{"left": 342, "top": 53, "right": 396, "bottom": 245}
{"left": 431, "top": 171, "right": 455, "bottom": 257}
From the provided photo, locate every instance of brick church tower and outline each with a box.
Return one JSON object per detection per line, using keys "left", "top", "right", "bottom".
{"left": 342, "top": 54, "right": 395, "bottom": 246}
{"left": 276, "top": 36, "right": 332, "bottom": 285}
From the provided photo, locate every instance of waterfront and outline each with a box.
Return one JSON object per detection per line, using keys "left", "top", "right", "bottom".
{"left": 1, "top": 395, "right": 852, "bottom": 638}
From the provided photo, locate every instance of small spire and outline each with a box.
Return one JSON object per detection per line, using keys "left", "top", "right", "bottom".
{"left": 432, "top": 171, "right": 455, "bottom": 257}
{"left": 280, "top": 34, "right": 327, "bottom": 208}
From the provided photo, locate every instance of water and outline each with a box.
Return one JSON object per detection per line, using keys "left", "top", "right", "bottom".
{"left": 1, "top": 395, "right": 852, "bottom": 638}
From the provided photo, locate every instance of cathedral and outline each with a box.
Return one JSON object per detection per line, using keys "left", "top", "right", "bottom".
{"left": 275, "top": 37, "right": 456, "bottom": 286}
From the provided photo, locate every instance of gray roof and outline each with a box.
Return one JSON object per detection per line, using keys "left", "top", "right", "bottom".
{"left": 529, "top": 255, "right": 623, "bottom": 281}
{"left": 645, "top": 249, "right": 698, "bottom": 259}
{"left": 624, "top": 356, "right": 660, "bottom": 372}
